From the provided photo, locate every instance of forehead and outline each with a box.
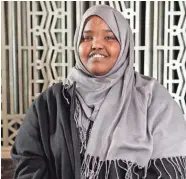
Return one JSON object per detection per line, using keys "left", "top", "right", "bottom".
{"left": 83, "top": 16, "right": 111, "bottom": 31}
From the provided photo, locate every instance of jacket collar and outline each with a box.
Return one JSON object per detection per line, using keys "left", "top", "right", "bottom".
{"left": 66, "top": 81, "right": 76, "bottom": 100}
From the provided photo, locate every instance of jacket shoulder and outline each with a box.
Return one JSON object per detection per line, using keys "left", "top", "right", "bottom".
{"left": 33, "top": 83, "right": 70, "bottom": 106}
{"left": 28, "top": 83, "right": 70, "bottom": 129}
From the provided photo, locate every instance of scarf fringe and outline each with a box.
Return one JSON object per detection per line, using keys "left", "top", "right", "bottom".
{"left": 81, "top": 155, "right": 186, "bottom": 179}
{"left": 74, "top": 98, "right": 186, "bottom": 178}
{"left": 74, "top": 98, "right": 88, "bottom": 154}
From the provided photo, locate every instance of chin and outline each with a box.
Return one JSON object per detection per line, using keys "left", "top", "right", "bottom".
{"left": 90, "top": 70, "right": 108, "bottom": 76}
{"left": 88, "top": 65, "right": 109, "bottom": 76}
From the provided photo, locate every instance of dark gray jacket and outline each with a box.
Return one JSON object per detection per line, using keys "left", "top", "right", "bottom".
{"left": 11, "top": 83, "right": 81, "bottom": 179}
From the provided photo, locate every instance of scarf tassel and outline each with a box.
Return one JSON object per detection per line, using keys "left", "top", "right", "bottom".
{"left": 81, "top": 155, "right": 186, "bottom": 179}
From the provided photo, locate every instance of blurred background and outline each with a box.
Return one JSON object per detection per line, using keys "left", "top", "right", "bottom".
{"left": 1, "top": 1, "right": 186, "bottom": 178}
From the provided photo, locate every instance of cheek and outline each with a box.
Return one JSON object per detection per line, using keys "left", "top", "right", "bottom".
{"left": 109, "top": 43, "right": 121, "bottom": 59}
{"left": 79, "top": 43, "right": 90, "bottom": 61}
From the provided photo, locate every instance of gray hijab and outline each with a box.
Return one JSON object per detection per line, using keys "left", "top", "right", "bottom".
{"left": 67, "top": 5, "right": 186, "bottom": 179}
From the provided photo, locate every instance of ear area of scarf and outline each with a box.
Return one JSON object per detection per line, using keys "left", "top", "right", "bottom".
{"left": 80, "top": 155, "right": 186, "bottom": 179}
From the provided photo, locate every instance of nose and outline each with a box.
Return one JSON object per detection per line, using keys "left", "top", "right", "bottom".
{"left": 92, "top": 38, "right": 103, "bottom": 50}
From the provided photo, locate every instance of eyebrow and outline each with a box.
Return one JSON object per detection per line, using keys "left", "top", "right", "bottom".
{"left": 83, "top": 29, "right": 113, "bottom": 33}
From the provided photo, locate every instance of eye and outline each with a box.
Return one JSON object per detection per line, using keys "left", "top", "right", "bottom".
{"left": 82, "top": 36, "right": 93, "bottom": 41}
{"left": 105, "top": 36, "right": 115, "bottom": 40}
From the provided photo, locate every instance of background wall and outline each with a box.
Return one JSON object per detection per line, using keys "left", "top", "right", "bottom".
{"left": 1, "top": 1, "right": 186, "bottom": 156}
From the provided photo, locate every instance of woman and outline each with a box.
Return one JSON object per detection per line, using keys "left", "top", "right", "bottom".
{"left": 11, "top": 5, "right": 186, "bottom": 179}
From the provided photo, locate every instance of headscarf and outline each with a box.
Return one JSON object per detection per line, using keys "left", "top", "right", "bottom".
{"left": 67, "top": 5, "right": 186, "bottom": 179}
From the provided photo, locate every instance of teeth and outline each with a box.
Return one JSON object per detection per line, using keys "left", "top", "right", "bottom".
{"left": 90, "top": 54, "right": 105, "bottom": 58}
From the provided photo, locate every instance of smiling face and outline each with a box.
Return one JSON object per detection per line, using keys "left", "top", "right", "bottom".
{"left": 79, "top": 16, "right": 121, "bottom": 76}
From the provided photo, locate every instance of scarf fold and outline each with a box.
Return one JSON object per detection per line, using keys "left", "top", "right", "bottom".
{"left": 67, "top": 4, "right": 186, "bottom": 178}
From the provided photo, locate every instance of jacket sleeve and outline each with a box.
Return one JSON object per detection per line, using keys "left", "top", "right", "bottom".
{"left": 11, "top": 103, "right": 50, "bottom": 179}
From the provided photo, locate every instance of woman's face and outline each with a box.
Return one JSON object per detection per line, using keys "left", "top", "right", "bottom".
{"left": 79, "top": 16, "right": 120, "bottom": 76}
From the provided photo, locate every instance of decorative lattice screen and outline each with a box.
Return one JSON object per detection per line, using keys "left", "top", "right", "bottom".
{"left": 1, "top": 1, "right": 186, "bottom": 153}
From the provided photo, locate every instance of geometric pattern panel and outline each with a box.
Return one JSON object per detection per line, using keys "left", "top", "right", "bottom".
{"left": 1, "top": 1, "right": 186, "bottom": 149}
{"left": 29, "top": 1, "right": 75, "bottom": 102}
{"left": 162, "top": 1, "right": 186, "bottom": 113}
{"left": 7, "top": 119, "right": 23, "bottom": 146}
